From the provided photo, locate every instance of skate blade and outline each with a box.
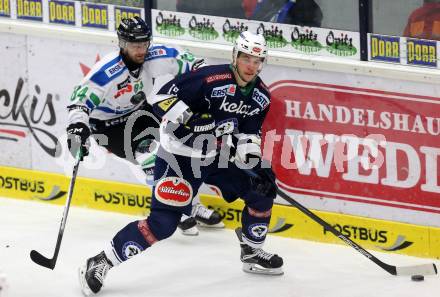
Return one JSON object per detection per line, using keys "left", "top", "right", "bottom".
{"left": 242, "top": 263, "right": 284, "bottom": 276}
{"left": 197, "top": 221, "right": 225, "bottom": 229}
{"left": 180, "top": 226, "right": 199, "bottom": 236}
{"left": 78, "top": 265, "right": 94, "bottom": 296}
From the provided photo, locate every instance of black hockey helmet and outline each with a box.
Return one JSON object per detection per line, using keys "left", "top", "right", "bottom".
{"left": 117, "top": 16, "right": 152, "bottom": 44}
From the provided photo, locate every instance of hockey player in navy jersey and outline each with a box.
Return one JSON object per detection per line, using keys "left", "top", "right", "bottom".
{"left": 66, "top": 16, "right": 223, "bottom": 235}
{"left": 78, "top": 31, "right": 283, "bottom": 296}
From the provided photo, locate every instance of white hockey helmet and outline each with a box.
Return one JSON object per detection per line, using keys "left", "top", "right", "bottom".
{"left": 232, "top": 31, "right": 268, "bottom": 68}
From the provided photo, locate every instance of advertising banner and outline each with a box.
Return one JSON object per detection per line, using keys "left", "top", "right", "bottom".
{"left": 264, "top": 80, "right": 440, "bottom": 216}
{"left": 48, "top": 0, "right": 75, "bottom": 25}
{"left": 1, "top": 165, "right": 439, "bottom": 259}
{"left": 0, "top": 0, "right": 11, "bottom": 17}
{"left": 16, "top": 0, "right": 43, "bottom": 21}
{"left": 369, "top": 33, "right": 440, "bottom": 69}
{"left": 0, "top": 33, "right": 33, "bottom": 169}
{"left": 406, "top": 38, "right": 437, "bottom": 68}
{"left": 80, "top": 2, "right": 108, "bottom": 29}
{"left": 1, "top": 31, "right": 440, "bottom": 229}
{"left": 152, "top": 9, "right": 360, "bottom": 60}
{"left": 114, "top": 6, "right": 141, "bottom": 30}
{"left": 369, "top": 34, "right": 400, "bottom": 63}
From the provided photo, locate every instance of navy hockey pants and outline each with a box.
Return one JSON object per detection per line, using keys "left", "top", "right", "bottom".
{"left": 110, "top": 148, "right": 275, "bottom": 263}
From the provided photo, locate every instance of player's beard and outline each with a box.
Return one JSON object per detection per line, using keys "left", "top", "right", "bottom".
{"left": 121, "top": 49, "right": 145, "bottom": 71}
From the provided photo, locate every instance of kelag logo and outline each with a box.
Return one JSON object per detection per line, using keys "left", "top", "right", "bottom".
{"left": 0, "top": 78, "right": 61, "bottom": 157}
{"left": 155, "top": 11, "right": 185, "bottom": 37}
{"left": 323, "top": 223, "right": 413, "bottom": 251}
{"left": 370, "top": 34, "right": 400, "bottom": 63}
{"left": 406, "top": 38, "right": 437, "bottom": 67}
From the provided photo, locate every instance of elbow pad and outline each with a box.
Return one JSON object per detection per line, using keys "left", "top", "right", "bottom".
{"left": 152, "top": 95, "right": 192, "bottom": 123}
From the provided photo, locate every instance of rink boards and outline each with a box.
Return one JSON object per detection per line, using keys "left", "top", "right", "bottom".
{"left": 1, "top": 165, "right": 438, "bottom": 260}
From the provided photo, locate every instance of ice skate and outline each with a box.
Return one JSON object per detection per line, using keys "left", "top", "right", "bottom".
{"left": 235, "top": 228, "right": 283, "bottom": 275}
{"left": 178, "top": 215, "right": 199, "bottom": 236}
{"left": 79, "top": 251, "right": 113, "bottom": 296}
{"left": 192, "top": 203, "right": 224, "bottom": 228}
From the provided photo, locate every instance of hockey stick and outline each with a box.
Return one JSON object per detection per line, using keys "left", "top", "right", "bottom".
{"left": 30, "top": 152, "right": 82, "bottom": 269}
{"left": 276, "top": 186, "right": 437, "bottom": 276}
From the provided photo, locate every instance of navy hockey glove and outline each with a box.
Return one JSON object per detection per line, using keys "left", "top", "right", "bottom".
{"left": 67, "top": 122, "right": 90, "bottom": 160}
{"left": 249, "top": 166, "right": 277, "bottom": 198}
{"left": 185, "top": 113, "right": 216, "bottom": 134}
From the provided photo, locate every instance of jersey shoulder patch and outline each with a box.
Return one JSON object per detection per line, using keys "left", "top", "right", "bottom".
{"left": 252, "top": 79, "right": 271, "bottom": 110}
{"left": 89, "top": 53, "right": 126, "bottom": 87}
{"left": 203, "top": 65, "right": 233, "bottom": 84}
{"left": 145, "top": 45, "right": 179, "bottom": 61}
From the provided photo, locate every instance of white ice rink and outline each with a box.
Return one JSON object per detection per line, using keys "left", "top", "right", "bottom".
{"left": 0, "top": 197, "right": 439, "bottom": 297}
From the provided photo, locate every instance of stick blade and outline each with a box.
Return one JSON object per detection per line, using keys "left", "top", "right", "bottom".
{"left": 396, "top": 263, "right": 437, "bottom": 276}
{"left": 30, "top": 250, "right": 55, "bottom": 270}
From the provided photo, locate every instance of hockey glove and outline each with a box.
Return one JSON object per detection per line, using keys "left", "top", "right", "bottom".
{"left": 67, "top": 122, "right": 90, "bottom": 160}
{"left": 184, "top": 113, "right": 216, "bottom": 134}
{"left": 249, "top": 166, "right": 277, "bottom": 198}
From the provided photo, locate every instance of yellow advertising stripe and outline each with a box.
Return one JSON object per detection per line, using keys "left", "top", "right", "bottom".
{"left": 200, "top": 195, "right": 438, "bottom": 259}
{"left": 0, "top": 165, "right": 439, "bottom": 259}
{"left": 0, "top": 166, "right": 152, "bottom": 216}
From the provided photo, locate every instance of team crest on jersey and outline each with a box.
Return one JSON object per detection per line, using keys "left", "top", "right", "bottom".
{"left": 211, "top": 84, "right": 236, "bottom": 98}
{"left": 155, "top": 177, "right": 193, "bottom": 207}
{"left": 122, "top": 241, "right": 143, "bottom": 260}
{"left": 251, "top": 89, "right": 270, "bottom": 109}
{"left": 248, "top": 223, "right": 268, "bottom": 240}
{"left": 105, "top": 60, "right": 125, "bottom": 78}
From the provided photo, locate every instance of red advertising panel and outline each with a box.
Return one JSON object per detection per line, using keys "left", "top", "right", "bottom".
{"left": 264, "top": 80, "right": 440, "bottom": 214}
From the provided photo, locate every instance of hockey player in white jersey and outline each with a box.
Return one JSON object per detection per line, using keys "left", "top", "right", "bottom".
{"left": 66, "top": 16, "right": 223, "bottom": 234}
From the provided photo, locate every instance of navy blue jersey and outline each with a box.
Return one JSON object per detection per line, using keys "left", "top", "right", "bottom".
{"left": 152, "top": 64, "right": 271, "bottom": 158}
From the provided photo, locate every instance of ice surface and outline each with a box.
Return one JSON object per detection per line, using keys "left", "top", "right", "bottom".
{"left": 0, "top": 197, "right": 438, "bottom": 297}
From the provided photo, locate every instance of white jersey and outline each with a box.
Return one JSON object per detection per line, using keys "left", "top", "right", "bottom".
{"left": 67, "top": 44, "right": 203, "bottom": 125}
